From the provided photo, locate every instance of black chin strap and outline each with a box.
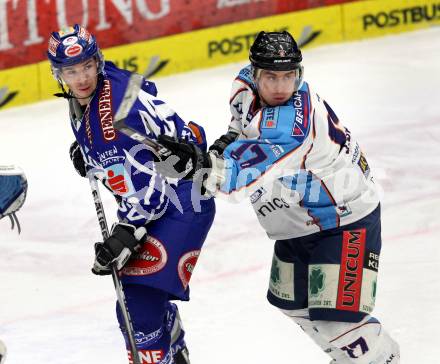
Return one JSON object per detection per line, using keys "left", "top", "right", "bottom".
{"left": 53, "top": 83, "right": 95, "bottom": 100}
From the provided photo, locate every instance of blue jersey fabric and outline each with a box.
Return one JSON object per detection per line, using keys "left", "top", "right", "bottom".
{"left": 69, "top": 61, "right": 215, "bottom": 299}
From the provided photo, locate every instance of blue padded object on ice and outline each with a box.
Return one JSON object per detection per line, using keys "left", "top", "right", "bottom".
{"left": 0, "top": 175, "right": 24, "bottom": 215}
{"left": 0, "top": 173, "right": 27, "bottom": 233}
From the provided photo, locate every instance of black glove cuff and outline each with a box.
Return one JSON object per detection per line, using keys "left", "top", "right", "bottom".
{"left": 209, "top": 131, "right": 238, "bottom": 155}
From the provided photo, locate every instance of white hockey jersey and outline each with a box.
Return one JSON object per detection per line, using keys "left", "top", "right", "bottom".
{"left": 211, "top": 65, "right": 380, "bottom": 239}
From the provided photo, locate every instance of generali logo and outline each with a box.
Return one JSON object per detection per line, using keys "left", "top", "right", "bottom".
{"left": 98, "top": 79, "right": 116, "bottom": 141}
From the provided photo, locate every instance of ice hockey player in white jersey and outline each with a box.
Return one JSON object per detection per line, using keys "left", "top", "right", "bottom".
{"left": 0, "top": 165, "right": 27, "bottom": 363}
{"left": 156, "top": 31, "right": 400, "bottom": 363}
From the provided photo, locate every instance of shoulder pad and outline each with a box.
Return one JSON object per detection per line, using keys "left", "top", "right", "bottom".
{"left": 236, "top": 64, "right": 257, "bottom": 91}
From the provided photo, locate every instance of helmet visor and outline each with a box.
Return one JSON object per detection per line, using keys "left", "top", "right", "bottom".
{"left": 55, "top": 57, "right": 100, "bottom": 84}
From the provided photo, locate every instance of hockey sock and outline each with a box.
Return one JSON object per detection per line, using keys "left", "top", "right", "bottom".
{"left": 281, "top": 309, "right": 399, "bottom": 364}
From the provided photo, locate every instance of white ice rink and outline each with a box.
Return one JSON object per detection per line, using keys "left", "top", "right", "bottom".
{"left": 0, "top": 27, "right": 439, "bottom": 363}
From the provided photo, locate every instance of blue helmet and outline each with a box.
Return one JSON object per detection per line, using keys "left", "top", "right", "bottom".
{"left": 47, "top": 24, "right": 104, "bottom": 80}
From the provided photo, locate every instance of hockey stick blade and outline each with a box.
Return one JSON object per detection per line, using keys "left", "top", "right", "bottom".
{"left": 112, "top": 73, "right": 171, "bottom": 158}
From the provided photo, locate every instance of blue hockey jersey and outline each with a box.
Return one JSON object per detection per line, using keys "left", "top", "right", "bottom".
{"left": 69, "top": 62, "right": 207, "bottom": 226}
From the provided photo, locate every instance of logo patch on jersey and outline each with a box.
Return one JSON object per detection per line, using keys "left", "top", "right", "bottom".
{"left": 250, "top": 187, "right": 266, "bottom": 204}
{"left": 262, "top": 107, "right": 279, "bottom": 128}
{"left": 309, "top": 266, "right": 326, "bottom": 296}
{"left": 107, "top": 169, "right": 128, "bottom": 194}
{"left": 292, "top": 123, "right": 304, "bottom": 137}
{"left": 337, "top": 204, "right": 352, "bottom": 218}
{"left": 105, "top": 164, "right": 133, "bottom": 196}
{"left": 178, "top": 250, "right": 200, "bottom": 290}
{"left": 291, "top": 90, "right": 310, "bottom": 141}
{"left": 122, "top": 236, "right": 168, "bottom": 276}
{"left": 357, "top": 152, "right": 371, "bottom": 179}
{"left": 336, "top": 229, "right": 366, "bottom": 312}
{"left": 364, "top": 251, "right": 379, "bottom": 272}
{"left": 135, "top": 329, "right": 163, "bottom": 346}
{"left": 64, "top": 44, "right": 83, "bottom": 57}
{"left": 98, "top": 79, "right": 116, "bottom": 141}
{"left": 270, "top": 144, "right": 284, "bottom": 158}
{"left": 98, "top": 146, "right": 124, "bottom": 167}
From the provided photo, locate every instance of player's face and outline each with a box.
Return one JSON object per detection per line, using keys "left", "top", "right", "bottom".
{"left": 256, "top": 69, "right": 297, "bottom": 106}
{"left": 60, "top": 58, "right": 99, "bottom": 105}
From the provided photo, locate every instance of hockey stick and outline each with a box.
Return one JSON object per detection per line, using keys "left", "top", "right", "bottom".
{"left": 88, "top": 175, "right": 141, "bottom": 364}
{"left": 113, "top": 73, "right": 171, "bottom": 157}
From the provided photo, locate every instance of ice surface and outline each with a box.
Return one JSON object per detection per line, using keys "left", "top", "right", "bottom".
{"left": 0, "top": 27, "right": 439, "bottom": 363}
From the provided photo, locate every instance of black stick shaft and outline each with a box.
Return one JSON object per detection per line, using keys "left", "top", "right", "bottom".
{"left": 88, "top": 176, "right": 141, "bottom": 364}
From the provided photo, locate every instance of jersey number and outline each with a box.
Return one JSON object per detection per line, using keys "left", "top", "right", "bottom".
{"left": 230, "top": 143, "right": 267, "bottom": 168}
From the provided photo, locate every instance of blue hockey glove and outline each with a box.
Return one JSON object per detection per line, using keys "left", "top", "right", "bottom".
{"left": 92, "top": 223, "right": 147, "bottom": 275}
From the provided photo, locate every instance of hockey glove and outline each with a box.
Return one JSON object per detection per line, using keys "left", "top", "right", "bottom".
{"left": 209, "top": 131, "right": 239, "bottom": 155}
{"left": 69, "top": 140, "right": 87, "bottom": 177}
{"left": 92, "top": 223, "right": 147, "bottom": 275}
{"left": 156, "top": 135, "right": 211, "bottom": 180}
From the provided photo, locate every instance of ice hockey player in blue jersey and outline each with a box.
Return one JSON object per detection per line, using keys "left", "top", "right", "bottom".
{"left": 47, "top": 24, "right": 215, "bottom": 364}
{"left": 156, "top": 31, "right": 400, "bottom": 364}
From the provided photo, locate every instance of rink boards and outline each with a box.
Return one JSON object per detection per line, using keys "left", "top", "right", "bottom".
{"left": 0, "top": 0, "right": 439, "bottom": 110}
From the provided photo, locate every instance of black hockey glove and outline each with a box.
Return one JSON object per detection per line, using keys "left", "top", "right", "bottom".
{"left": 156, "top": 135, "right": 211, "bottom": 180}
{"left": 92, "top": 223, "right": 147, "bottom": 275}
{"left": 69, "top": 140, "right": 87, "bottom": 177}
{"left": 209, "top": 131, "right": 239, "bottom": 155}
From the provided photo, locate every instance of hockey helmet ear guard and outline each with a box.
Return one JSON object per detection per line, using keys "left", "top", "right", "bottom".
{"left": 47, "top": 24, "right": 105, "bottom": 82}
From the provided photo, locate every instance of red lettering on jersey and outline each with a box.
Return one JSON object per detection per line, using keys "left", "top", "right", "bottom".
{"left": 98, "top": 79, "right": 116, "bottom": 141}
{"left": 336, "top": 229, "right": 366, "bottom": 311}
{"left": 128, "top": 349, "right": 164, "bottom": 364}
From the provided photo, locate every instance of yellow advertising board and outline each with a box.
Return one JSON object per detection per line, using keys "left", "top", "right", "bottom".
{"left": 1, "top": 0, "right": 437, "bottom": 110}
{"left": 342, "top": 0, "right": 440, "bottom": 40}
{"left": 0, "top": 64, "right": 40, "bottom": 109}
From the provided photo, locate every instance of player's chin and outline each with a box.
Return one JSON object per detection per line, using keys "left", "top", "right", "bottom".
{"left": 267, "top": 98, "right": 288, "bottom": 107}
{"left": 74, "top": 88, "right": 94, "bottom": 99}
